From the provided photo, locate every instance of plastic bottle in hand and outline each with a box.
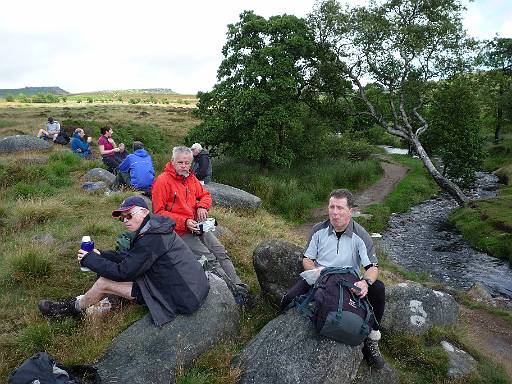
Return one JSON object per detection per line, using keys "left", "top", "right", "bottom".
{"left": 80, "top": 236, "right": 94, "bottom": 272}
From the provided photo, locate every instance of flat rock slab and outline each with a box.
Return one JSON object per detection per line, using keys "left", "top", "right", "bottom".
{"left": 96, "top": 274, "right": 239, "bottom": 384}
{"left": 381, "top": 282, "right": 459, "bottom": 335}
{"left": 83, "top": 168, "right": 116, "bottom": 186}
{"left": 0, "top": 135, "right": 53, "bottom": 154}
{"left": 234, "top": 309, "right": 362, "bottom": 384}
{"left": 353, "top": 361, "right": 399, "bottom": 384}
{"left": 205, "top": 182, "right": 261, "bottom": 209}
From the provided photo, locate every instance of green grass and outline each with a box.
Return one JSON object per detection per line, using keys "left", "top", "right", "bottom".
{"left": 358, "top": 155, "right": 439, "bottom": 233}
{"left": 214, "top": 157, "right": 383, "bottom": 222}
{"left": 449, "top": 186, "right": 512, "bottom": 262}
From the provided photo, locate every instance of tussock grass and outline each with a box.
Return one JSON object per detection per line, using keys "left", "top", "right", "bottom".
{"left": 6, "top": 199, "right": 69, "bottom": 230}
{"left": 9, "top": 247, "right": 53, "bottom": 279}
{"left": 214, "top": 158, "right": 383, "bottom": 222}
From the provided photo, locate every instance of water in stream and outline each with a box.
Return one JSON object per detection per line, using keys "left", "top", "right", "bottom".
{"left": 380, "top": 172, "right": 512, "bottom": 300}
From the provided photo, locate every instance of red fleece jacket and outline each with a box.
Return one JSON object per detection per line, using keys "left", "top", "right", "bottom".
{"left": 151, "top": 162, "right": 212, "bottom": 236}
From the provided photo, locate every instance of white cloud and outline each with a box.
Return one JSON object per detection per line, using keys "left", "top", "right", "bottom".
{"left": 1, "top": 0, "right": 510, "bottom": 94}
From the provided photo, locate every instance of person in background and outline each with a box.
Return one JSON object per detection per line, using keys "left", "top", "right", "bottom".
{"left": 70, "top": 128, "right": 94, "bottom": 159}
{"left": 37, "top": 117, "right": 60, "bottom": 141}
{"left": 38, "top": 196, "right": 209, "bottom": 326}
{"left": 191, "top": 143, "right": 212, "bottom": 184}
{"left": 98, "top": 125, "right": 127, "bottom": 174}
{"left": 112, "top": 141, "right": 155, "bottom": 192}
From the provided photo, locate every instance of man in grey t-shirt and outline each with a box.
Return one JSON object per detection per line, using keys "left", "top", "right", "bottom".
{"left": 281, "top": 188, "right": 386, "bottom": 369}
{"left": 37, "top": 116, "right": 61, "bottom": 141}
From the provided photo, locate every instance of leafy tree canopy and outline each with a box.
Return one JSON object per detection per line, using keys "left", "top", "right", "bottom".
{"left": 187, "top": 11, "right": 327, "bottom": 168}
{"left": 308, "top": 0, "right": 477, "bottom": 205}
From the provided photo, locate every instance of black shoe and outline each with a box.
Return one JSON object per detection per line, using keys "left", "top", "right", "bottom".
{"left": 234, "top": 286, "right": 257, "bottom": 309}
{"left": 362, "top": 337, "right": 385, "bottom": 369}
{"left": 38, "top": 299, "right": 81, "bottom": 319}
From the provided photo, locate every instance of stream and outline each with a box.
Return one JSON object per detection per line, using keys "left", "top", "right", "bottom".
{"left": 379, "top": 171, "right": 512, "bottom": 300}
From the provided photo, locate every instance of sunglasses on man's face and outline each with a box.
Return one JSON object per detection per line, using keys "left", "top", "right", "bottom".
{"left": 118, "top": 209, "right": 142, "bottom": 222}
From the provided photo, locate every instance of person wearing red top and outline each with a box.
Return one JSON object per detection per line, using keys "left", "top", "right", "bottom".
{"left": 152, "top": 146, "right": 253, "bottom": 307}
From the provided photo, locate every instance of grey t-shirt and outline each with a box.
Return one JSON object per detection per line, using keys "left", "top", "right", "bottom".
{"left": 304, "top": 219, "right": 377, "bottom": 269}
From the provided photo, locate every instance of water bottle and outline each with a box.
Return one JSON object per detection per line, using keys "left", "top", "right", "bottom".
{"left": 80, "top": 236, "right": 94, "bottom": 272}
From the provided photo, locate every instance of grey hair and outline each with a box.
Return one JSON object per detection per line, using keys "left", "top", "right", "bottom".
{"left": 329, "top": 189, "right": 355, "bottom": 208}
{"left": 172, "top": 146, "right": 193, "bottom": 160}
{"left": 74, "top": 128, "right": 84, "bottom": 134}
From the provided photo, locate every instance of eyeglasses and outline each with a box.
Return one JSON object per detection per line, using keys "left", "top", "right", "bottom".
{"left": 118, "top": 208, "right": 143, "bottom": 222}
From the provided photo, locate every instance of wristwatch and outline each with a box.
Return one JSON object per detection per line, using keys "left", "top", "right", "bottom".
{"left": 363, "top": 277, "right": 373, "bottom": 286}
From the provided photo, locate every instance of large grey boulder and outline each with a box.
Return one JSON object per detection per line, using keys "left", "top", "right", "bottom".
{"left": 96, "top": 274, "right": 239, "bottom": 384}
{"left": 381, "top": 282, "right": 459, "bottom": 335}
{"left": 205, "top": 182, "right": 261, "bottom": 209}
{"left": 83, "top": 168, "right": 116, "bottom": 186}
{"left": 234, "top": 309, "right": 362, "bottom": 384}
{"left": 0, "top": 135, "right": 53, "bottom": 154}
{"left": 253, "top": 239, "right": 304, "bottom": 305}
{"left": 82, "top": 181, "right": 107, "bottom": 192}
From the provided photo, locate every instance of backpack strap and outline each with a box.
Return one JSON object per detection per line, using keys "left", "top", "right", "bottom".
{"left": 294, "top": 286, "right": 316, "bottom": 317}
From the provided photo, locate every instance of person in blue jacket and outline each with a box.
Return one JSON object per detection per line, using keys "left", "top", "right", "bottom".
{"left": 70, "top": 128, "right": 94, "bottom": 159}
{"left": 112, "top": 141, "right": 155, "bottom": 192}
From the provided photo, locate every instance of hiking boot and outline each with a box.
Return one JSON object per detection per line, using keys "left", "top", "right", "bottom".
{"left": 38, "top": 298, "right": 81, "bottom": 319}
{"left": 362, "top": 335, "right": 385, "bottom": 369}
{"left": 234, "top": 286, "right": 257, "bottom": 309}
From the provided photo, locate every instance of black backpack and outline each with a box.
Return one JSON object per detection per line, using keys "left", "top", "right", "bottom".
{"left": 295, "top": 267, "right": 376, "bottom": 346}
{"left": 9, "top": 352, "right": 101, "bottom": 384}
{"left": 54, "top": 131, "right": 70, "bottom": 145}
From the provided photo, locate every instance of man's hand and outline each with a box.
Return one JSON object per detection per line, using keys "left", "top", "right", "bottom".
{"left": 77, "top": 248, "right": 100, "bottom": 263}
{"left": 352, "top": 280, "right": 369, "bottom": 298}
{"left": 196, "top": 207, "right": 208, "bottom": 222}
{"left": 186, "top": 218, "right": 200, "bottom": 234}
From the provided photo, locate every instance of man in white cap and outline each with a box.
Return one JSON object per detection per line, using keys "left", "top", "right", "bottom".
{"left": 191, "top": 143, "right": 212, "bottom": 184}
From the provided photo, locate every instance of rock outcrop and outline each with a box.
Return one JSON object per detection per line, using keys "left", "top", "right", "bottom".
{"left": 234, "top": 309, "right": 362, "bottom": 384}
{"left": 96, "top": 274, "right": 239, "bottom": 384}
{"left": 205, "top": 182, "right": 261, "bottom": 209}
{"left": 83, "top": 168, "right": 116, "bottom": 187}
{"left": 82, "top": 181, "right": 107, "bottom": 192}
{"left": 381, "top": 282, "right": 459, "bottom": 335}
{"left": 0, "top": 135, "right": 53, "bottom": 154}
{"left": 253, "top": 239, "right": 304, "bottom": 305}
{"left": 441, "top": 340, "right": 477, "bottom": 379}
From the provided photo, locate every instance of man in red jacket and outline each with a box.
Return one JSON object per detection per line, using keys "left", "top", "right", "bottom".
{"left": 152, "top": 146, "right": 253, "bottom": 306}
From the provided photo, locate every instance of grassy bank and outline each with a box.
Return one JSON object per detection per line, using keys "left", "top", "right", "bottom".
{"left": 449, "top": 138, "right": 512, "bottom": 262}
{"left": 213, "top": 157, "right": 383, "bottom": 222}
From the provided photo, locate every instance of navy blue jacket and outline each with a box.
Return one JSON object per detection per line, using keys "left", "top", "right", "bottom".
{"left": 70, "top": 133, "right": 91, "bottom": 158}
{"left": 81, "top": 215, "right": 209, "bottom": 326}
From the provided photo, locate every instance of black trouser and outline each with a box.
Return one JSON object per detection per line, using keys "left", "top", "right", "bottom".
{"left": 102, "top": 152, "right": 127, "bottom": 174}
{"left": 280, "top": 277, "right": 386, "bottom": 329}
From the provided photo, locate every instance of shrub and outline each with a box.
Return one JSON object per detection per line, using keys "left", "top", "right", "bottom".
{"left": 4, "top": 94, "right": 14, "bottom": 102}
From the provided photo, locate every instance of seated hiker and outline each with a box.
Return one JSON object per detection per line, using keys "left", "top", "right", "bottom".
{"left": 36, "top": 116, "right": 60, "bottom": 141}
{"left": 112, "top": 141, "right": 155, "bottom": 192}
{"left": 152, "top": 146, "right": 254, "bottom": 307}
{"left": 70, "top": 128, "right": 94, "bottom": 159}
{"left": 280, "top": 189, "right": 386, "bottom": 369}
{"left": 191, "top": 143, "right": 212, "bottom": 184}
{"left": 98, "top": 125, "right": 127, "bottom": 174}
{"left": 38, "top": 196, "right": 210, "bottom": 326}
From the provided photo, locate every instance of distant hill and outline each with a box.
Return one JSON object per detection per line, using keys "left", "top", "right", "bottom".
{"left": 0, "top": 87, "right": 69, "bottom": 96}
{"left": 88, "top": 88, "right": 176, "bottom": 95}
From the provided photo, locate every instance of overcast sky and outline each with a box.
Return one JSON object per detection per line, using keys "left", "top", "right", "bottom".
{"left": 0, "top": 0, "right": 510, "bottom": 95}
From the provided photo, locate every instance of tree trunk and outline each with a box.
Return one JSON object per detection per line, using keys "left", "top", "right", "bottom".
{"left": 410, "top": 134, "right": 469, "bottom": 206}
